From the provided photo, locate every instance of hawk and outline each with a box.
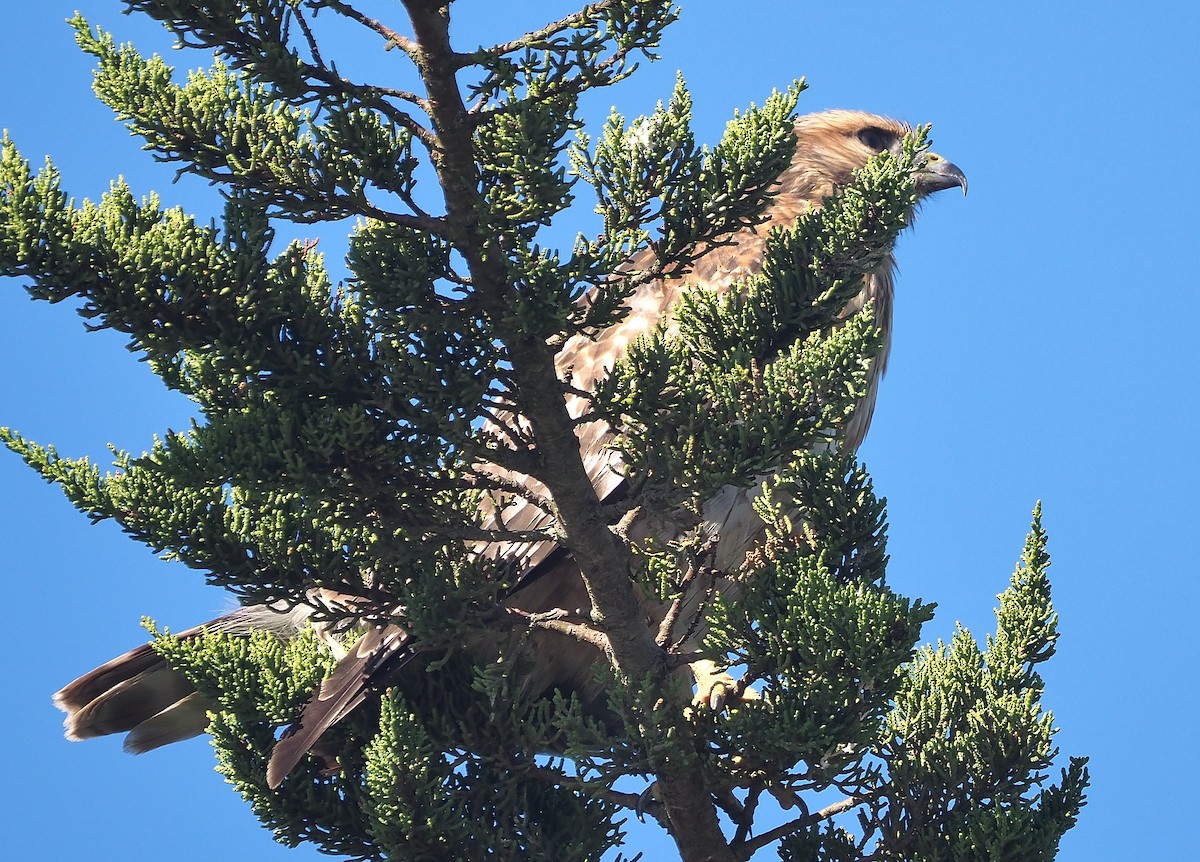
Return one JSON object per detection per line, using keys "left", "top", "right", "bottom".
{"left": 53, "top": 110, "right": 966, "bottom": 788}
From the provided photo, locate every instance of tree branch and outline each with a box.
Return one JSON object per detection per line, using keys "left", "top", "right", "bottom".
{"left": 516, "top": 760, "right": 663, "bottom": 824}
{"left": 462, "top": 0, "right": 625, "bottom": 66}
{"left": 504, "top": 606, "right": 610, "bottom": 653}
{"left": 318, "top": 0, "right": 420, "bottom": 57}
{"left": 732, "top": 794, "right": 869, "bottom": 861}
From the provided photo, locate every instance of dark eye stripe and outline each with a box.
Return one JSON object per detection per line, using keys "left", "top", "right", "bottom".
{"left": 856, "top": 126, "right": 895, "bottom": 152}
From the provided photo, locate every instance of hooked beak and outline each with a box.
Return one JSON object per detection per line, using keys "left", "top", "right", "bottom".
{"left": 916, "top": 151, "right": 967, "bottom": 196}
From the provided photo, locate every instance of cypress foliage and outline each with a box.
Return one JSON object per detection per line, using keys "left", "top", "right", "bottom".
{"left": 0, "top": 3, "right": 1085, "bottom": 859}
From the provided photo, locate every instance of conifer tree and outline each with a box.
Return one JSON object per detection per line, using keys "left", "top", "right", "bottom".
{"left": 0, "top": 3, "right": 1086, "bottom": 860}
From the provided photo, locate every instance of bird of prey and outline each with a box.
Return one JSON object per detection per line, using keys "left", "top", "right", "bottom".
{"left": 53, "top": 110, "right": 966, "bottom": 788}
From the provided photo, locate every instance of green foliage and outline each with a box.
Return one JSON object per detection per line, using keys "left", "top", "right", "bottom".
{"left": 74, "top": 16, "right": 420, "bottom": 220}
{"left": 361, "top": 691, "right": 625, "bottom": 862}
{"left": 0, "top": 3, "right": 1085, "bottom": 861}
{"left": 466, "top": 0, "right": 679, "bottom": 106}
{"left": 569, "top": 76, "right": 803, "bottom": 335}
{"left": 148, "top": 619, "right": 337, "bottom": 726}
{"left": 754, "top": 452, "right": 890, "bottom": 587}
{"left": 193, "top": 632, "right": 635, "bottom": 860}
{"left": 210, "top": 709, "right": 383, "bottom": 859}
{"left": 868, "top": 505, "right": 1088, "bottom": 861}
{"left": 713, "top": 508, "right": 1087, "bottom": 862}
{"left": 594, "top": 135, "right": 924, "bottom": 502}
{"left": 702, "top": 453, "right": 933, "bottom": 786}
{"left": 779, "top": 823, "right": 859, "bottom": 862}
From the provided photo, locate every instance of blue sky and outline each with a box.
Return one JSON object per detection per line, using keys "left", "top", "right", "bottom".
{"left": 2, "top": 2, "right": 1196, "bottom": 859}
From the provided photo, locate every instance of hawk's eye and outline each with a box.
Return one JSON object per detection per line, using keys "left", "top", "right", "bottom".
{"left": 856, "top": 126, "right": 894, "bottom": 152}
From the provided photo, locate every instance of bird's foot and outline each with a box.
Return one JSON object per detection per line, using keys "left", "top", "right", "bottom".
{"left": 635, "top": 782, "right": 660, "bottom": 822}
{"left": 689, "top": 658, "right": 760, "bottom": 713}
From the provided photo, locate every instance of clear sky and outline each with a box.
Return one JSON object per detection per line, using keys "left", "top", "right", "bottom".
{"left": 2, "top": 2, "right": 1196, "bottom": 859}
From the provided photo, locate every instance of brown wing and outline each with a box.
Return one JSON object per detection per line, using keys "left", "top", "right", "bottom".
{"left": 266, "top": 623, "right": 414, "bottom": 787}
{"left": 482, "top": 110, "right": 925, "bottom": 562}
{"left": 263, "top": 230, "right": 798, "bottom": 785}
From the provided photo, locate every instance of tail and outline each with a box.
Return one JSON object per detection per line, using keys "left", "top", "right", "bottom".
{"left": 54, "top": 616, "right": 231, "bottom": 753}
{"left": 53, "top": 605, "right": 313, "bottom": 753}
{"left": 51, "top": 601, "right": 412, "bottom": 788}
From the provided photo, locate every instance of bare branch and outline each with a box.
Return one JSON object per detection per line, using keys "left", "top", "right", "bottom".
{"left": 292, "top": 4, "right": 326, "bottom": 70}
{"left": 467, "top": 465, "right": 548, "bottom": 504}
{"left": 504, "top": 606, "right": 610, "bottom": 653}
{"left": 476, "top": 406, "right": 536, "bottom": 453}
{"left": 465, "top": 41, "right": 639, "bottom": 124}
{"left": 317, "top": 0, "right": 420, "bottom": 57}
{"left": 441, "top": 523, "right": 557, "bottom": 546}
{"left": 297, "top": 59, "right": 436, "bottom": 148}
{"left": 730, "top": 784, "right": 764, "bottom": 847}
{"left": 517, "top": 761, "right": 663, "bottom": 823}
{"left": 659, "top": 536, "right": 721, "bottom": 649}
{"left": 733, "top": 794, "right": 870, "bottom": 861}
{"left": 655, "top": 561, "right": 699, "bottom": 647}
{"left": 669, "top": 573, "right": 717, "bottom": 654}
{"left": 259, "top": 191, "right": 447, "bottom": 231}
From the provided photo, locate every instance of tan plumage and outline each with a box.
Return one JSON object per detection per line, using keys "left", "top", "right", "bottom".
{"left": 53, "top": 111, "right": 965, "bottom": 787}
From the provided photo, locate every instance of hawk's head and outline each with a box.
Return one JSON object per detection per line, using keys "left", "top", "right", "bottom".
{"left": 775, "top": 111, "right": 966, "bottom": 216}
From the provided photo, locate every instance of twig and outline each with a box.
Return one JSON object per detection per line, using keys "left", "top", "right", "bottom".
{"left": 669, "top": 569, "right": 718, "bottom": 653}
{"left": 458, "top": 0, "right": 625, "bottom": 67}
{"left": 665, "top": 650, "right": 704, "bottom": 669}
{"left": 476, "top": 406, "right": 536, "bottom": 454}
{"left": 318, "top": 0, "right": 420, "bottom": 57}
{"left": 503, "top": 606, "right": 610, "bottom": 653}
{"left": 466, "top": 45, "right": 638, "bottom": 125}
{"left": 711, "top": 786, "right": 745, "bottom": 823}
{"left": 655, "top": 562, "right": 699, "bottom": 647}
{"left": 292, "top": 4, "right": 326, "bottom": 70}
{"left": 733, "top": 794, "right": 869, "bottom": 861}
{"left": 730, "top": 783, "right": 763, "bottom": 846}
{"left": 466, "top": 465, "right": 549, "bottom": 505}
{"left": 518, "top": 761, "right": 662, "bottom": 823}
